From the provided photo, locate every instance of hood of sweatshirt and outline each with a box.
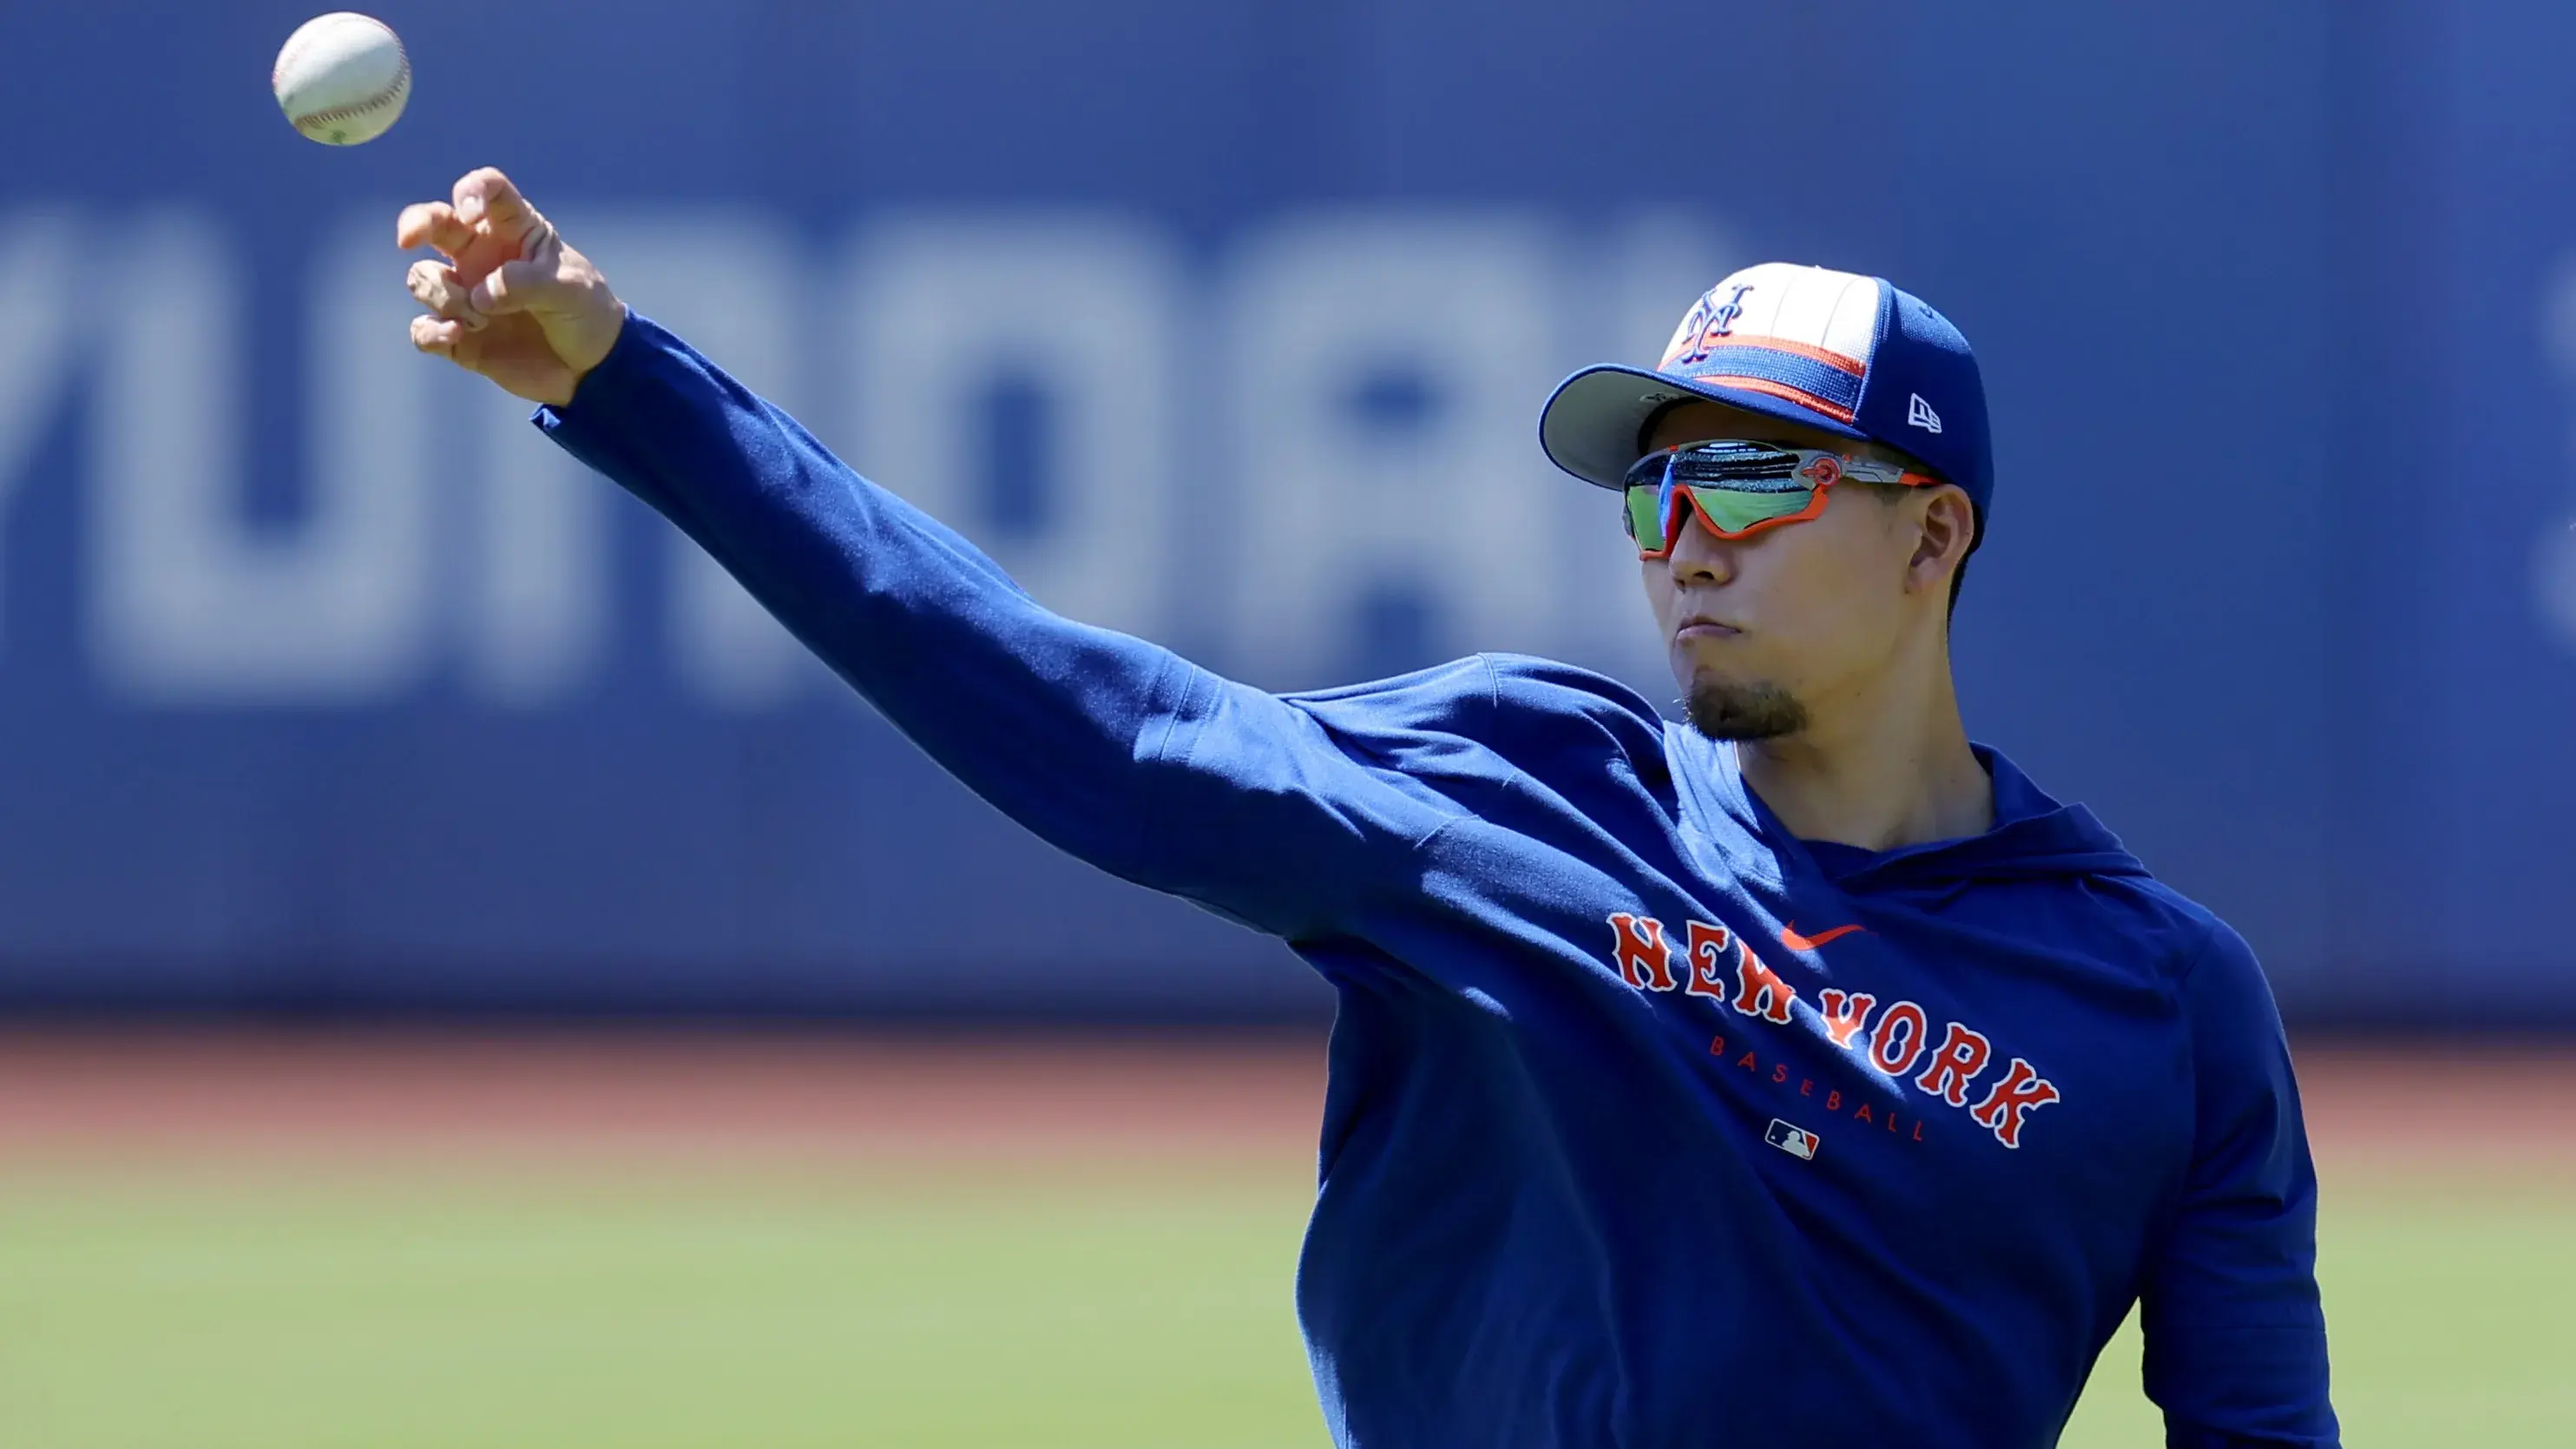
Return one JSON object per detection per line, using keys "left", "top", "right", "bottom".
{"left": 1672, "top": 732, "right": 2152, "bottom": 896}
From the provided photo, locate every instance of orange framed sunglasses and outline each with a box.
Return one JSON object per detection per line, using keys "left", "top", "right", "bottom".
{"left": 1622, "top": 439, "right": 1942, "bottom": 559}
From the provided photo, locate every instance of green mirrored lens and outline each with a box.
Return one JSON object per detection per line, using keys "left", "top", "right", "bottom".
{"left": 1686, "top": 484, "right": 1817, "bottom": 534}
{"left": 1626, "top": 479, "right": 1823, "bottom": 551}
{"left": 1624, "top": 484, "right": 1669, "bottom": 549}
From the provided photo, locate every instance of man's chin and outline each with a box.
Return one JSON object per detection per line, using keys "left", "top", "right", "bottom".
{"left": 1681, "top": 676, "right": 1809, "bottom": 742}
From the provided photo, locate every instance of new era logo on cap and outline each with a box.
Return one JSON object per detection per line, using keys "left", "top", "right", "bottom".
{"left": 1765, "top": 1119, "right": 1820, "bottom": 1161}
{"left": 1908, "top": 393, "right": 1942, "bottom": 433}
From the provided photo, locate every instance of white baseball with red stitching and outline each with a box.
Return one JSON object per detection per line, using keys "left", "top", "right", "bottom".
{"left": 273, "top": 13, "right": 411, "bottom": 147}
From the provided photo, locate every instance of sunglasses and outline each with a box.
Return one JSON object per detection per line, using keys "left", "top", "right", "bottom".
{"left": 1621, "top": 439, "right": 1942, "bottom": 559}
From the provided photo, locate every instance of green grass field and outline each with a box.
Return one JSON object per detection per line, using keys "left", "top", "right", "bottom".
{"left": 3, "top": 1161, "right": 2567, "bottom": 1447}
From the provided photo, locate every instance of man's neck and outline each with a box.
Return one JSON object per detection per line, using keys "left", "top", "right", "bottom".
{"left": 1734, "top": 653, "right": 1992, "bottom": 852}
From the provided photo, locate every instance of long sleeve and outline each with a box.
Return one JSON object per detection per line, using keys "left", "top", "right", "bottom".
{"left": 2139, "top": 919, "right": 2339, "bottom": 1447}
{"left": 536, "top": 313, "right": 1458, "bottom": 939}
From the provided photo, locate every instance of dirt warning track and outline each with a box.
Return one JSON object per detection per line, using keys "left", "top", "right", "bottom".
{"left": 0, "top": 1029, "right": 2566, "bottom": 1181}
{"left": 0, "top": 1028, "right": 1330, "bottom": 1168}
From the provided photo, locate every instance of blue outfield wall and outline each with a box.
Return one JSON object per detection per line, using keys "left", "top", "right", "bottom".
{"left": 0, "top": 1, "right": 2565, "bottom": 1021}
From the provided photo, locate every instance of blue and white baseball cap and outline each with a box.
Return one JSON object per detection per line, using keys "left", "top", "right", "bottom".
{"left": 1539, "top": 263, "right": 1994, "bottom": 528}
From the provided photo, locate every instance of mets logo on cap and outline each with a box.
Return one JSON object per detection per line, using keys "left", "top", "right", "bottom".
{"left": 1656, "top": 265, "right": 1889, "bottom": 426}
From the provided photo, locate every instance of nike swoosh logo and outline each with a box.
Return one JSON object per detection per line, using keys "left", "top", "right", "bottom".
{"left": 1779, "top": 922, "right": 1865, "bottom": 952}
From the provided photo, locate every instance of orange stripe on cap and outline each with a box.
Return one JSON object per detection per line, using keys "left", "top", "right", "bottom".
{"left": 1689, "top": 374, "right": 1860, "bottom": 425}
{"left": 1696, "top": 334, "right": 1868, "bottom": 377}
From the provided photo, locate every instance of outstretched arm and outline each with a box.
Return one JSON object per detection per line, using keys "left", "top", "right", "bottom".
{"left": 398, "top": 168, "right": 1456, "bottom": 939}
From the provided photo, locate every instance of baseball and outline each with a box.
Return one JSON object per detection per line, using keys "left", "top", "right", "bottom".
{"left": 272, "top": 13, "right": 411, "bottom": 146}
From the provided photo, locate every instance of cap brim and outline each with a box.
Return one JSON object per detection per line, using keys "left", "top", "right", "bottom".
{"left": 1537, "top": 365, "right": 1871, "bottom": 490}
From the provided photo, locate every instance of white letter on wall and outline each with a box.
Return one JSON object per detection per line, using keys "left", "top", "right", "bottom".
{"left": 564, "top": 211, "right": 815, "bottom": 709}
{"left": 461, "top": 210, "right": 805, "bottom": 708}
{"left": 459, "top": 281, "right": 606, "bottom": 705}
{"left": 2537, "top": 252, "right": 2576, "bottom": 653}
{"left": 90, "top": 214, "right": 434, "bottom": 702}
{"left": 1219, "top": 214, "right": 1560, "bottom": 687}
{"left": 1550, "top": 210, "right": 1738, "bottom": 685}
{"left": 461, "top": 364, "right": 608, "bottom": 705}
{"left": 0, "top": 209, "right": 82, "bottom": 650}
{"left": 838, "top": 215, "right": 1179, "bottom": 637}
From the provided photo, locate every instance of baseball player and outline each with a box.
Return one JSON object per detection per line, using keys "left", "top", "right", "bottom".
{"left": 398, "top": 168, "right": 2336, "bottom": 1447}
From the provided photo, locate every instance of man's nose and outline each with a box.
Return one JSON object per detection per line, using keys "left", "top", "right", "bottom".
{"left": 1663, "top": 508, "right": 1738, "bottom": 585}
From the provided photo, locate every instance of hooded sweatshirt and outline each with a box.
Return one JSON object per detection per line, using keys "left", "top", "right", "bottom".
{"left": 537, "top": 315, "right": 2336, "bottom": 1449}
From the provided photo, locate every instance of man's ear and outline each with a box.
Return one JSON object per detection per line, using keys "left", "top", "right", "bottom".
{"left": 1909, "top": 485, "right": 1976, "bottom": 596}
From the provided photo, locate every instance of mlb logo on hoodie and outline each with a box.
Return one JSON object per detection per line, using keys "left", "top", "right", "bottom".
{"left": 1765, "top": 1119, "right": 1820, "bottom": 1161}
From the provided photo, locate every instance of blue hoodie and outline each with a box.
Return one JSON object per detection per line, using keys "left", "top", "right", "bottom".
{"left": 537, "top": 315, "right": 2336, "bottom": 1448}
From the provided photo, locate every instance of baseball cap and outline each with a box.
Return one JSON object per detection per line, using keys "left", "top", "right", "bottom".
{"left": 1539, "top": 263, "right": 1993, "bottom": 530}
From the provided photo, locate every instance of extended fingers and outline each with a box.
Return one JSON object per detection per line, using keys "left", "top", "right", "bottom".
{"left": 406, "top": 258, "right": 487, "bottom": 330}
{"left": 396, "top": 201, "right": 473, "bottom": 257}
{"left": 454, "top": 167, "right": 537, "bottom": 231}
